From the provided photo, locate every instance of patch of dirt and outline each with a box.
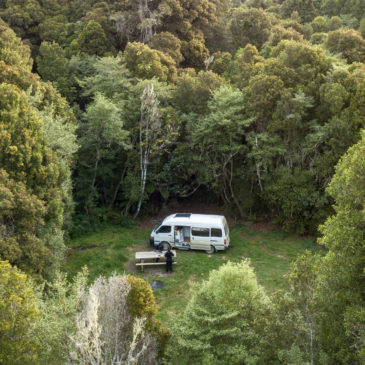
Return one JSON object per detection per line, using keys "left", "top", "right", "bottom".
{"left": 126, "top": 258, "right": 138, "bottom": 273}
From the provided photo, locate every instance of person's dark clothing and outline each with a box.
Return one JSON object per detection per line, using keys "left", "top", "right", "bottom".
{"left": 166, "top": 261, "right": 173, "bottom": 272}
{"left": 165, "top": 251, "right": 174, "bottom": 262}
{"left": 165, "top": 251, "right": 174, "bottom": 272}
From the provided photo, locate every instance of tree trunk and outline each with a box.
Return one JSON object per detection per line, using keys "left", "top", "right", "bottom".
{"left": 91, "top": 148, "right": 100, "bottom": 189}
{"left": 108, "top": 164, "right": 128, "bottom": 209}
{"left": 133, "top": 152, "right": 148, "bottom": 219}
{"left": 256, "top": 162, "right": 264, "bottom": 193}
{"left": 228, "top": 160, "right": 244, "bottom": 218}
{"left": 254, "top": 136, "right": 264, "bottom": 193}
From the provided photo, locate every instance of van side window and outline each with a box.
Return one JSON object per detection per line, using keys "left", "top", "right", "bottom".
{"left": 157, "top": 225, "right": 171, "bottom": 233}
{"left": 192, "top": 227, "right": 210, "bottom": 237}
{"left": 211, "top": 228, "right": 222, "bottom": 237}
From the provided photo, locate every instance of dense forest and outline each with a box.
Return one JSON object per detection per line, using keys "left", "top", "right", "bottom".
{"left": 0, "top": 0, "right": 364, "bottom": 364}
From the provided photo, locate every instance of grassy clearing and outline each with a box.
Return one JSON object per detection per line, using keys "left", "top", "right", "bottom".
{"left": 65, "top": 223, "right": 323, "bottom": 325}
{"left": 65, "top": 224, "right": 149, "bottom": 279}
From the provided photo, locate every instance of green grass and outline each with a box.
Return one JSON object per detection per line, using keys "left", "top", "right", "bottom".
{"left": 66, "top": 223, "right": 324, "bottom": 325}
{"left": 65, "top": 225, "right": 150, "bottom": 279}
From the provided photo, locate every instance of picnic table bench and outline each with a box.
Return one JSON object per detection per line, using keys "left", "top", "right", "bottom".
{"left": 135, "top": 250, "right": 177, "bottom": 272}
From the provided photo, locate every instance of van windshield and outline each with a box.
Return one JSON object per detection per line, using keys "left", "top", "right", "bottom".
{"left": 153, "top": 224, "right": 161, "bottom": 232}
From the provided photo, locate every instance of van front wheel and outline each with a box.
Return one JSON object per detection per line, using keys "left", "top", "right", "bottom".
{"left": 206, "top": 245, "right": 216, "bottom": 254}
{"left": 161, "top": 242, "right": 171, "bottom": 250}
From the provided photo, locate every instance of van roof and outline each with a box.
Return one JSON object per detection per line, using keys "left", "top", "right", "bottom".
{"left": 163, "top": 213, "right": 225, "bottom": 226}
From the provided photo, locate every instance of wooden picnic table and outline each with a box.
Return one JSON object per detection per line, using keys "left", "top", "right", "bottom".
{"left": 135, "top": 250, "right": 177, "bottom": 272}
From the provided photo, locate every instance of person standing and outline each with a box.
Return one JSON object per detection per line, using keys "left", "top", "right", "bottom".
{"left": 164, "top": 247, "right": 174, "bottom": 273}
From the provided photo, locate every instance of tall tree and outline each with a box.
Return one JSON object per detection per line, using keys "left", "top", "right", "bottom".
{"left": 134, "top": 84, "right": 161, "bottom": 218}
{"left": 316, "top": 130, "right": 365, "bottom": 363}
{"left": 229, "top": 6, "right": 272, "bottom": 50}
{"left": 0, "top": 22, "right": 77, "bottom": 278}
{"left": 166, "top": 261, "right": 269, "bottom": 364}
{"left": 77, "top": 93, "right": 129, "bottom": 215}
{"left": 190, "top": 86, "right": 253, "bottom": 216}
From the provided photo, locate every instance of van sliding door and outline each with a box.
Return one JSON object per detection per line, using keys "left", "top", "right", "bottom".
{"left": 191, "top": 227, "right": 210, "bottom": 250}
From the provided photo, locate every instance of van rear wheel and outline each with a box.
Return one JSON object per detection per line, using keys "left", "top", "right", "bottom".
{"left": 161, "top": 241, "right": 171, "bottom": 250}
{"left": 206, "top": 245, "right": 216, "bottom": 254}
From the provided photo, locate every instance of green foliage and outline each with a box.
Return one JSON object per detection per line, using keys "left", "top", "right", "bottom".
{"left": 270, "top": 40, "right": 332, "bottom": 92}
{"left": 0, "top": 0, "right": 44, "bottom": 41}
{"left": 0, "top": 21, "right": 32, "bottom": 70}
{"left": 127, "top": 275, "right": 170, "bottom": 356}
{"left": 123, "top": 42, "right": 177, "bottom": 82}
{"left": 266, "top": 24, "right": 304, "bottom": 47}
{"left": 149, "top": 31, "right": 184, "bottom": 64}
{"left": 229, "top": 6, "right": 272, "bottom": 50}
{"left": 327, "top": 16, "right": 342, "bottom": 31}
{"left": 229, "top": 44, "right": 261, "bottom": 88}
{"left": 280, "top": 0, "right": 318, "bottom": 23}
{"left": 36, "top": 41, "right": 73, "bottom": 97}
{"left": 190, "top": 86, "right": 252, "bottom": 215}
{"left": 1, "top": 0, "right": 365, "bottom": 362}
{"left": 316, "top": 130, "right": 365, "bottom": 363}
{"left": 165, "top": 261, "right": 269, "bottom": 364}
{"left": 38, "top": 15, "right": 68, "bottom": 43}
{"left": 37, "top": 41, "right": 68, "bottom": 82}
{"left": 73, "top": 20, "right": 107, "bottom": 56}
{"left": 0, "top": 260, "right": 40, "bottom": 364}
{"left": 161, "top": 0, "right": 230, "bottom": 41}
{"left": 181, "top": 36, "right": 210, "bottom": 68}
{"left": 0, "top": 169, "right": 47, "bottom": 276}
{"left": 265, "top": 168, "right": 324, "bottom": 233}
{"left": 32, "top": 268, "right": 88, "bottom": 364}
{"left": 127, "top": 275, "right": 158, "bottom": 318}
{"left": 326, "top": 28, "right": 365, "bottom": 63}
{"left": 210, "top": 51, "right": 232, "bottom": 74}
{"left": 259, "top": 251, "right": 333, "bottom": 364}
{"left": 311, "top": 16, "right": 327, "bottom": 33}
{"left": 173, "top": 69, "right": 226, "bottom": 114}
{"left": 310, "top": 32, "right": 328, "bottom": 44}
{"left": 360, "top": 16, "right": 365, "bottom": 38}
{"left": 0, "top": 23, "right": 77, "bottom": 279}
{"left": 321, "top": 0, "right": 365, "bottom": 22}
{"left": 76, "top": 92, "right": 129, "bottom": 214}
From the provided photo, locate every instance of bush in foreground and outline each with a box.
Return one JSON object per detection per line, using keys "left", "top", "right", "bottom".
{"left": 165, "top": 260, "right": 269, "bottom": 365}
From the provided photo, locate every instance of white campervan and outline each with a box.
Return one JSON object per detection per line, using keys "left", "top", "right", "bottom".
{"left": 150, "top": 213, "right": 230, "bottom": 253}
